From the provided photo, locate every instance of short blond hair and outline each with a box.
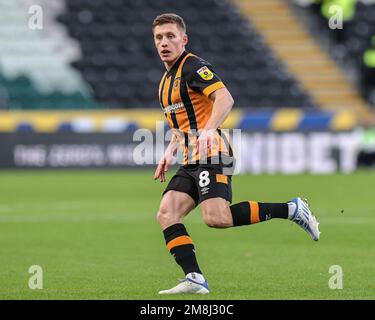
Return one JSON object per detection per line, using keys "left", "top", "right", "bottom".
{"left": 152, "top": 13, "right": 186, "bottom": 33}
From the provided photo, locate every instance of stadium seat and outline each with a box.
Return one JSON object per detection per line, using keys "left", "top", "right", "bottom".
{"left": 0, "top": 0, "right": 96, "bottom": 109}
{"left": 56, "top": 0, "right": 316, "bottom": 109}
{"left": 294, "top": 1, "right": 375, "bottom": 107}
{"left": 0, "top": 0, "right": 318, "bottom": 109}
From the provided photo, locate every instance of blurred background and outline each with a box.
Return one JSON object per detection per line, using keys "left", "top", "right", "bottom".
{"left": 1, "top": 0, "right": 375, "bottom": 300}
{"left": 0, "top": 0, "right": 375, "bottom": 171}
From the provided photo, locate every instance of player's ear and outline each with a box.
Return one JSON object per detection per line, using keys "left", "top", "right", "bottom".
{"left": 182, "top": 34, "right": 188, "bottom": 46}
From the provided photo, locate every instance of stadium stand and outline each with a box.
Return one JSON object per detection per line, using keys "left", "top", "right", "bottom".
{"left": 233, "top": 0, "right": 374, "bottom": 125}
{"left": 292, "top": 0, "right": 375, "bottom": 108}
{"left": 0, "top": 0, "right": 373, "bottom": 129}
{"left": 55, "top": 0, "right": 316, "bottom": 109}
{"left": 0, "top": 0, "right": 95, "bottom": 109}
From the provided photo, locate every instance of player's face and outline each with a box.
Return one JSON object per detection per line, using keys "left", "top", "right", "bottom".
{"left": 154, "top": 23, "right": 188, "bottom": 66}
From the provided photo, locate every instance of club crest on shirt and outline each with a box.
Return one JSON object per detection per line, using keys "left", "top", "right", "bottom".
{"left": 173, "top": 77, "right": 180, "bottom": 89}
{"left": 196, "top": 66, "right": 214, "bottom": 81}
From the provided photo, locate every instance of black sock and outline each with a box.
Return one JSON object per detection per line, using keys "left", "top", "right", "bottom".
{"left": 230, "top": 201, "right": 288, "bottom": 226}
{"left": 163, "top": 223, "right": 202, "bottom": 275}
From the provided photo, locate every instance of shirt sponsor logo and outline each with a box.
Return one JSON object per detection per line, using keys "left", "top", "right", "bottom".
{"left": 163, "top": 102, "right": 185, "bottom": 114}
{"left": 197, "top": 66, "right": 214, "bottom": 81}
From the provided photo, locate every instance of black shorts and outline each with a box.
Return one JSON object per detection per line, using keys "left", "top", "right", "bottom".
{"left": 163, "top": 164, "right": 232, "bottom": 207}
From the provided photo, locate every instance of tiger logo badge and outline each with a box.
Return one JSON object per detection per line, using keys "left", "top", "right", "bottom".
{"left": 173, "top": 77, "right": 180, "bottom": 89}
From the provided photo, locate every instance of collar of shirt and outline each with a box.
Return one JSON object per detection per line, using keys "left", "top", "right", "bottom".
{"left": 166, "top": 50, "right": 188, "bottom": 77}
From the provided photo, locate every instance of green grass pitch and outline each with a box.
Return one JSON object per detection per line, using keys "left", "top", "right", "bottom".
{"left": 0, "top": 169, "right": 374, "bottom": 300}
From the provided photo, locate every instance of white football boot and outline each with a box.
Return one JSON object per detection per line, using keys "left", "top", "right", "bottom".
{"left": 289, "top": 197, "right": 321, "bottom": 241}
{"left": 158, "top": 274, "right": 210, "bottom": 295}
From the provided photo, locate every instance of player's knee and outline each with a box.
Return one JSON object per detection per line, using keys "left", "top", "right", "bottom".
{"left": 202, "top": 207, "right": 228, "bottom": 228}
{"left": 156, "top": 206, "right": 171, "bottom": 227}
{"left": 203, "top": 216, "right": 221, "bottom": 228}
{"left": 156, "top": 204, "right": 179, "bottom": 228}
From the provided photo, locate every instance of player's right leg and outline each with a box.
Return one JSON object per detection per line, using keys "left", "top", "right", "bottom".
{"left": 157, "top": 181, "right": 209, "bottom": 294}
{"left": 200, "top": 196, "right": 320, "bottom": 241}
{"left": 194, "top": 165, "right": 320, "bottom": 241}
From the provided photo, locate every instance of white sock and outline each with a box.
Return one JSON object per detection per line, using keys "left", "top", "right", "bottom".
{"left": 186, "top": 272, "right": 205, "bottom": 284}
{"left": 288, "top": 202, "right": 297, "bottom": 220}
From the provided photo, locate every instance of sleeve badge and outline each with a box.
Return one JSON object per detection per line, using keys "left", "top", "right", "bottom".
{"left": 196, "top": 66, "right": 214, "bottom": 81}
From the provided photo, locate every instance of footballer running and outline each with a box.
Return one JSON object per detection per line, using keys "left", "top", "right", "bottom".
{"left": 152, "top": 13, "right": 321, "bottom": 295}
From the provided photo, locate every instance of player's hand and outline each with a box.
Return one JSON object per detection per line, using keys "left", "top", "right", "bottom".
{"left": 196, "top": 129, "right": 214, "bottom": 160}
{"left": 154, "top": 153, "right": 173, "bottom": 183}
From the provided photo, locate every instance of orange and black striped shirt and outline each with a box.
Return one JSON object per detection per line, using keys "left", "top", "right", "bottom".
{"left": 158, "top": 51, "right": 234, "bottom": 166}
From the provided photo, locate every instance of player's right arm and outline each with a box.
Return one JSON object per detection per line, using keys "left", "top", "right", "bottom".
{"left": 154, "top": 131, "right": 180, "bottom": 183}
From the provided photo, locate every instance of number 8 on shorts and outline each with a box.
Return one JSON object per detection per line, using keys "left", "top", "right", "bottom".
{"left": 199, "top": 170, "right": 210, "bottom": 188}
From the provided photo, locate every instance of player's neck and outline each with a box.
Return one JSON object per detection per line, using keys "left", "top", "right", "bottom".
{"left": 164, "top": 50, "right": 186, "bottom": 71}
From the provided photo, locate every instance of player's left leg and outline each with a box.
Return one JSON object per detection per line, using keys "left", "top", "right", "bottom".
{"left": 157, "top": 167, "right": 210, "bottom": 295}
{"left": 157, "top": 190, "right": 209, "bottom": 295}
